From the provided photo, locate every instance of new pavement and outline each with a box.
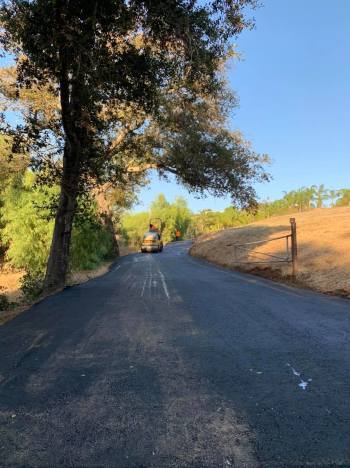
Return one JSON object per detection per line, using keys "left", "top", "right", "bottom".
{"left": 1, "top": 241, "right": 350, "bottom": 467}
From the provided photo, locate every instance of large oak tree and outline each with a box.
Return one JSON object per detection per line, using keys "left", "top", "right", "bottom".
{"left": 0, "top": 0, "right": 265, "bottom": 290}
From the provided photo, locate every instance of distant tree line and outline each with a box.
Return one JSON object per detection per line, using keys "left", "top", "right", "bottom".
{"left": 121, "top": 186, "right": 350, "bottom": 245}
{"left": 279, "top": 185, "right": 350, "bottom": 211}
{"left": 121, "top": 194, "right": 192, "bottom": 248}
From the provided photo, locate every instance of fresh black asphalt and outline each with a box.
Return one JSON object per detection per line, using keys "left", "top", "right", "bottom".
{"left": 1, "top": 241, "right": 350, "bottom": 467}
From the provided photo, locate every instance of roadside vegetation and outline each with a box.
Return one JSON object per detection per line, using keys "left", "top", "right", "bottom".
{"left": 0, "top": 0, "right": 268, "bottom": 316}
{"left": 121, "top": 185, "right": 350, "bottom": 245}
{"left": 2, "top": 181, "right": 348, "bottom": 310}
{"left": 0, "top": 0, "right": 267, "bottom": 295}
{"left": 0, "top": 168, "right": 117, "bottom": 313}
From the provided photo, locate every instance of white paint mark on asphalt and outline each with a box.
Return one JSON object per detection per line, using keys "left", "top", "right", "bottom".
{"left": 286, "top": 363, "right": 312, "bottom": 390}
{"left": 158, "top": 269, "right": 170, "bottom": 299}
{"left": 113, "top": 265, "right": 121, "bottom": 272}
{"left": 288, "top": 365, "right": 300, "bottom": 377}
{"left": 141, "top": 278, "right": 147, "bottom": 297}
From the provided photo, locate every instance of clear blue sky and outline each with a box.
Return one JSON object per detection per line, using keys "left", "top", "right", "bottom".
{"left": 135, "top": 0, "right": 350, "bottom": 212}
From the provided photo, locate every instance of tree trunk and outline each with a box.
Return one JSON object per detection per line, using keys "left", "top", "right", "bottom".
{"left": 44, "top": 19, "right": 84, "bottom": 291}
{"left": 44, "top": 145, "right": 80, "bottom": 291}
{"left": 44, "top": 186, "right": 78, "bottom": 291}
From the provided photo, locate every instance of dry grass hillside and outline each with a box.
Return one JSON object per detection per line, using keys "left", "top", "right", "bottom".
{"left": 190, "top": 207, "right": 350, "bottom": 297}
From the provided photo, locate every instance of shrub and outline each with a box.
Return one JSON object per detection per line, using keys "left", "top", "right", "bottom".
{"left": 20, "top": 272, "right": 45, "bottom": 301}
{"left": 1, "top": 172, "right": 117, "bottom": 285}
{"left": 70, "top": 218, "right": 116, "bottom": 270}
{"left": 1, "top": 172, "right": 56, "bottom": 276}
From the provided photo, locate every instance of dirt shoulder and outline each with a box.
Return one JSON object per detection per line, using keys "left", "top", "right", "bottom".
{"left": 0, "top": 261, "right": 116, "bottom": 326}
{"left": 190, "top": 206, "right": 350, "bottom": 299}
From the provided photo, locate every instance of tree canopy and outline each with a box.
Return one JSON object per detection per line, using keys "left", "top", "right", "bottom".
{"left": 0, "top": 0, "right": 264, "bottom": 290}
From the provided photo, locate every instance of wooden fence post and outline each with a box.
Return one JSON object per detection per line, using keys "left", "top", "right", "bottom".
{"left": 290, "top": 218, "right": 298, "bottom": 278}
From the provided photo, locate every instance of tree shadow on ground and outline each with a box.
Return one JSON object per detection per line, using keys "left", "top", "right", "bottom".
{"left": 0, "top": 276, "right": 165, "bottom": 466}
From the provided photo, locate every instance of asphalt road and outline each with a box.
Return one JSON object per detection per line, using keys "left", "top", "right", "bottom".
{"left": 1, "top": 241, "right": 350, "bottom": 467}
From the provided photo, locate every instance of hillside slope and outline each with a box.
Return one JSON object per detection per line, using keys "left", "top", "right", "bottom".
{"left": 190, "top": 206, "right": 350, "bottom": 296}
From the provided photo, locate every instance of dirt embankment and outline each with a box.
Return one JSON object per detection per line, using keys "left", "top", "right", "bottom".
{"left": 190, "top": 207, "right": 350, "bottom": 298}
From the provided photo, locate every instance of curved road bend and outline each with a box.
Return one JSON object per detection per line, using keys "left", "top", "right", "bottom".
{"left": 1, "top": 241, "right": 350, "bottom": 467}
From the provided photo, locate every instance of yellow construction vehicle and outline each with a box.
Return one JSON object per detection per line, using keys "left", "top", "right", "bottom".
{"left": 140, "top": 218, "right": 164, "bottom": 253}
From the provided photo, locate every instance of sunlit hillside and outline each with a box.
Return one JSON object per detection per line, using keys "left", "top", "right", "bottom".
{"left": 190, "top": 207, "right": 350, "bottom": 296}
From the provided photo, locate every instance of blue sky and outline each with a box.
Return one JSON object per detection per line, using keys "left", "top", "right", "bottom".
{"left": 1, "top": 1, "right": 349, "bottom": 213}
{"left": 135, "top": 0, "right": 350, "bottom": 212}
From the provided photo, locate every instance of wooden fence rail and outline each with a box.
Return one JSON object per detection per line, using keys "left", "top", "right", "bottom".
{"left": 230, "top": 218, "right": 298, "bottom": 278}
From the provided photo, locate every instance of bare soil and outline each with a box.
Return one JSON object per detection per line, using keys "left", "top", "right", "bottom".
{"left": 0, "top": 268, "right": 24, "bottom": 303}
{"left": 190, "top": 206, "right": 350, "bottom": 298}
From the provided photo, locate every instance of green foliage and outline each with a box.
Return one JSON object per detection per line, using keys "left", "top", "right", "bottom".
{"left": 336, "top": 189, "right": 350, "bottom": 207}
{"left": 121, "top": 194, "right": 192, "bottom": 246}
{"left": 312, "top": 184, "right": 328, "bottom": 208}
{"left": 70, "top": 218, "right": 116, "bottom": 270}
{"left": 122, "top": 185, "right": 350, "bottom": 244}
{"left": 1, "top": 0, "right": 262, "bottom": 289}
{"left": 121, "top": 212, "right": 150, "bottom": 249}
{"left": 1, "top": 171, "right": 117, "bottom": 279}
{"left": 0, "top": 135, "right": 28, "bottom": 190}
{"left": 191, "top": 207, "right": 256, "bottom": 235}
{"left": 2, "top": 171, "right": 56, "bottom": 276}
{"left": 150, "top": 195, "right": 192, "bottom": 242}
{"left": 0, "top": 134, "right": 29, "bottom": 259}
{"left": 20, "top": 272, "right": 45, "bottom": 301}
{"left": 0, "top": 0, "right": 258, "bottom": 199}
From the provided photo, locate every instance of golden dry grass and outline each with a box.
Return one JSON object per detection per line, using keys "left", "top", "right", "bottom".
{"left": 190, "top": 207, "right": 350, "bottom": 296}
{"left": 0, "top": 268, "right": 24, "bottom": 302}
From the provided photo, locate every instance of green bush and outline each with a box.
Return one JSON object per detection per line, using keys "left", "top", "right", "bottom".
{"left": 2, "top": 171, "right": 56, "bottom": 276}
{"left": 70, "top": 218, "right": 116, "bottom": 270}
{"left": 20, "top": 272, "right": 45, "bottom": 301}
{"left": 121, "top": 194, "right": 193, "bottom": 246}
{"left": 1, "top": 171, "right": 117, "bottom": 287}
{"left": 120, "top": 212, "right": 149, "bottom": 248}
